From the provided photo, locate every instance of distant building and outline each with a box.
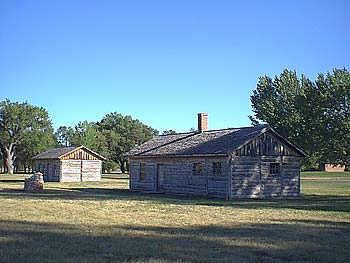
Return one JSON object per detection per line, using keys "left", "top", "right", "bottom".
{"left": 33, "top": 146, "right": 105, "bottom": 182}
{"left": 127, "top": 113, "right": 306, "bottom": 199}
{"left": 322, "top": 163, "right": 345, "bottom": 172}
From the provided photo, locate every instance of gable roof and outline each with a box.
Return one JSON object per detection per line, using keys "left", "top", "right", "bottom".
{"left": 32, "top": 146, "right": 105, "bottom": 160}
{"left": 127, "top": 124, "right": 307, "bottom": 158}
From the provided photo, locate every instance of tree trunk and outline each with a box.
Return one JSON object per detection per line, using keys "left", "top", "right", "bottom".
{"left": 119, "top": 159, "right": 126, "bottom": 174}
{"left": 3, "top": 144, "right": 15, "bottom": 174}
{"left": 126, "top": 161, "right": 129, "bottom": 173}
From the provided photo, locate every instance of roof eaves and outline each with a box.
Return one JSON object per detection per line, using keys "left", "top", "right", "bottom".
{"left": 130, "top": 153, "right": 229, "bottom": 158}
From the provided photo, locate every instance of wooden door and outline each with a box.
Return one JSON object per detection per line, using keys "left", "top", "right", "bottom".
{"left": 48, "top": 163, "right": 53, "bottom": 181}
{"left": 157, "top": 164, "right": 164, "bottom": 192}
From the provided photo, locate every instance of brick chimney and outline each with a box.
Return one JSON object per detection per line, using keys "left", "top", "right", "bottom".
{"left": 197, "top": 113, "right": 208, "bottom": 133}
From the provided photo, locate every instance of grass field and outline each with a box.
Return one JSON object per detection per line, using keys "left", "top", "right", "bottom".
{"left": 0, "top": 172, "right": 349, "bottom": 263}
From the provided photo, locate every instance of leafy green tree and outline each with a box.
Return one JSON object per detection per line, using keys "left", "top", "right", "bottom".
{"left": 250, "top": 68, "right": 350, "bottom": 168}
{"left": 56, "top": 126, "right": 74, "bottom": 146}
{"left": 317, "top": 69, "right": 350, "bottom": 165}
{"left": 0, "top": 99, "right": 55, "bottom": 174}
{"left": 70, "top": 121, "right": 100, "bottom": 149}
{"left": 162, "top": 130, "right": 176, "bottom": 135}
{"left": 98, "top": 113, "right": 158, "bottom": 173}
{"left": 15, "top": 129, "right": 57, "bottom": 172}
{"left": 249, "top": 69, "right": 304, "bottom": 144}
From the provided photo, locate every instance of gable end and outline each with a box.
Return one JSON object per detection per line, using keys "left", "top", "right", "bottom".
{"left": 234, "top": 130, "right": 304, "bottom": 157}
{"left": 59, "top": 147, "right": 105, "bottom": 160}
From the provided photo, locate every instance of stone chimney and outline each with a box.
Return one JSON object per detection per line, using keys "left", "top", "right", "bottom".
{"left": 197, "top": 113, "right": 208, "bottom": 133}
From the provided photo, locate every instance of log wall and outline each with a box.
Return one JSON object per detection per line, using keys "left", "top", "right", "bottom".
{"left": 230, "top": 156, "right": 301, "bottom": 198}
{"left": 60, "top": 160, "right": 102, "bottom": 182}
{"left": 34, "top": 160, "right": 60, "bottom": 182}
{"left": 129, "top": 156, "right": 229, "bottom": 198}
{"left": 81, "top": 160, "right": 102, "bottom": 181}
{"left": 231, "top": 157, "right": 261, "bottom": 198}
{"left": 60, "top": 160, "right": 81, "bottom": 182}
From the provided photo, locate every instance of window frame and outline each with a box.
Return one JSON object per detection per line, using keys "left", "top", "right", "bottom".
{"left": 139, "top": 163, "right": 146, "bottom": 181}
{"left": 192, "top": 162, "right": 203, "bottom": 176}
{"left": 269, "top": 163, "right": 280, "bottom": 175}
{"left": 213, "top": 162, "right": 222, "bottom": 176}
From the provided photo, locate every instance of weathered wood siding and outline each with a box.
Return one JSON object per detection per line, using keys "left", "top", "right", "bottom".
{"left": 81, "top": 160, "right": 102, "bottom": 181}
{"left": 60, "top": 160, "right": 81, "bottom": 182}
{"left": 61, "top": 148, "right": 100, "bottom": 160}
{"left": 235, "top": 131, "right": 301, "bottom": 157}
{"left": 260, "top": 157, "right": 282, "bottom": 197}
{"left": 281, "top": 156, "right": 301, "bottom": 197}
{"left": 231, "top": 157, "right": 261, "bottom": 198}
{"left": 229, "top": 130, "right": 303, "bottom": 198}
{"left": 34, "top": 160, "right": 60, "bottom": 182}
{"left": 129, "top": 157, "right": 229, "bottom": 198}
{"left": 230, "top": 156, "right": 301, "bottom": 198}
{"left": 59, "top": 160, "right": 102, "bottom": 182}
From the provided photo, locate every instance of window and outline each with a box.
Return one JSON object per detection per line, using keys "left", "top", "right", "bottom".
{"left": 269, "top": 163, "right": 280, "bottom": 175}
{"left": 139, "top": 163, "right": 146, "bottom": 181}
{"left": 213, "top": 162, "right": 222, "bottom": 176}
{"left": 193, "top": 163, "right": 203, "bottom": 176}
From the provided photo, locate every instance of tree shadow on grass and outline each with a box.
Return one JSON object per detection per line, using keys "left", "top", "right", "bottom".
{"left": 0, "top": 218, "right": 349, "bottom": 263}
{"left": 0, "top": 187, "right": 349, "bottom": 213}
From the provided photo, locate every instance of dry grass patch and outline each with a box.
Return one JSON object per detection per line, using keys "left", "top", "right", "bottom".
{"left": 0, "top": 173, "right": 349, "bottom": 262}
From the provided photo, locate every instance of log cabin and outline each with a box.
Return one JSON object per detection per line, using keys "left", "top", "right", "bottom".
{"left": 32, "top": 146, "right": 105, "bottom": 182}
{"left": 127, "top": 113, "right": 306, "bottom": 198}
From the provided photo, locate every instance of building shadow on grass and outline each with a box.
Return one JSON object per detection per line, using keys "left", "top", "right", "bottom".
{"left": 0, "top": 186, "right": 349, "bottom": 213}
{"left": 0, "top": 218, "right": 349, "bottom": 263}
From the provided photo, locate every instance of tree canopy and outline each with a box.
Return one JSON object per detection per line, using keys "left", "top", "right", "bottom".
{"left": 250, "top": 68, "right": 350, "bottom": 168}
{"left": 98, "top": 113, "right": 158, "bottom": 173}
{"left": 0, "top": 100, "right": 56, "bottom": 173}
{"left": 0, "top": 99, "right": 158, "bottom": 174}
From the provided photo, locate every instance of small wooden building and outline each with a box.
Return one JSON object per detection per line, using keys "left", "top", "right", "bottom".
{"left": 323, "top": 163, "right": 345, "bottom": 172}
{"left": 32, "top": 146, "right": 105, "bottom": 182}
{"left": 127, "top": 113, "right": 306, "bottom": 199}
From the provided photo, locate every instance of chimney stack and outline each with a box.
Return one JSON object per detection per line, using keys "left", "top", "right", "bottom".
{"left": 198, "top": 113, "right": 208, "bottom": 133}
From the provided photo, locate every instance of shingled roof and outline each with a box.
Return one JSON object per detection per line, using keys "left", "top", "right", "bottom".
{"left": 32, "top": 146, "right": 105, "bottom": 160}
{"left": 127, "top": 124, "right": 306, "bottom": 157}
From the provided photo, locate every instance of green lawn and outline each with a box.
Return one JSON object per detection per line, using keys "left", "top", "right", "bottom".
{"left": 0, "top": 172, "right": 349, "bottom": 263}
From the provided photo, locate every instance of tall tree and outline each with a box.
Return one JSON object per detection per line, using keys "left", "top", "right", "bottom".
{"left": 70, "top": 121, "right": 102, "bottom": 150}
{"left": 317, "top": 69, "right": 350, "bottom": 164}
{"left": 15, "top": 129, "right": 57, "bottom": 172}
{"left": 0, "top": 100, "right": 55, "bottom": 174}
{"left": 250, "top": 68, "right": 350, "bottom": 168}
{"left": 98, "top": 112, "right": 158, "bottom": 173}
{"left": 249, "top": 70, "right": 304, "bottom": 144}
{"left": 56, "top": 126, "right": 74, "bottom": 146}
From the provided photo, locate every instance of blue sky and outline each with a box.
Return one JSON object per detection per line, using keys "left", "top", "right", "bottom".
{"left": 1, "top": 0, "right": 349, "bottom": 133}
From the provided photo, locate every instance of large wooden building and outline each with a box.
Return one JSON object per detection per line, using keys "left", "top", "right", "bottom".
{"left": 33, "top": 146, "right": 105, "bottom": 182}
{"left": 127, "top": 113, "right": 306, "bottom": 199}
